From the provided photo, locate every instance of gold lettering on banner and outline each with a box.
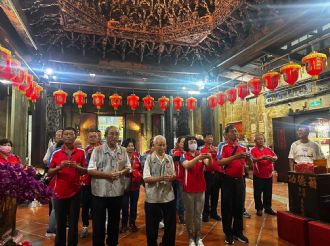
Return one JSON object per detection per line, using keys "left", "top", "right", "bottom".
{"left": 297, "top": 175, "right": 307, "bottom": 187}
{"left": 308, "top": 177, "right": 317, "bottom": 189}
{"left": 298, "top": 187, "right": 306, "bottom": 216}
{"left": 288, "top": 174, "right": 297, "bottom": 184}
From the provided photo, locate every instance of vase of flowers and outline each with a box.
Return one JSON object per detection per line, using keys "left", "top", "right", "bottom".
{"left": 0, "top": 163, "right": 52, "bottom": 242}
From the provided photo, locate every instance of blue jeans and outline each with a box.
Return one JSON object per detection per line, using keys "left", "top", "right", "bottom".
{"left": 121, "top": 190, "right": 140, "bottom": 226}
{"left": 175, "top": 181, "right": 185, "bottom": 222}
{"left": 47, "top": 198, "right": 56, "bottom": 233}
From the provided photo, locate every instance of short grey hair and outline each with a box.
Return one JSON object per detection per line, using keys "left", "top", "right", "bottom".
{"left": 104, "top": 126, "right": 119, "bottom": 137}
{"left": 153, "top": 135, "right": 166, "bottom": 145}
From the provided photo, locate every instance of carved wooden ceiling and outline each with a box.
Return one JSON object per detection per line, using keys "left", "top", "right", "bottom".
{"left": 2, "top": 0, "right": 329, "bottom": 93}
{"left": 17, "top": 0, "right": 265, "bottom": 67}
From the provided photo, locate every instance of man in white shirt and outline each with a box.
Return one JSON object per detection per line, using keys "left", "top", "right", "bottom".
{"left": 88, "top": 126, "right": 131, "bottom": 246}
{"left": 143, "top": 135, "right": 176, "bottom": 246}
{"left": 43, "top": 130, "right": 63, "bottom": 164}
{"left": 288, "top": 126, "right": 325, "bottom": 171}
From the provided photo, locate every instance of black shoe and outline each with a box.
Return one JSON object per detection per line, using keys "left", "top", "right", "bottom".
{"left": 256, "top": 210, "right": 263, "bottom": 216}
{"left": 265, "top": 208, "right": 277, "bottom": 215}
{"left": 202, "top": 215, "right": 209, "bottom": 222}
{"left": 225, "top": 234, "right": 234, "bottom": 245}
{"left": 234, "top": 233, "right": 249, "bottom": 244}
{"left": 210, "top": 214, "right": 222, "bottom": 221}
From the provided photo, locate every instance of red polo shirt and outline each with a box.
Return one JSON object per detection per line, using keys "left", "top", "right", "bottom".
{"left": 180, "top": 151, "right": 206, "bottom": 193}
{"left": 80, "top": 145, "right": 98, "bottom": 186}
{"left": 172, "top": 147, "right": 185, "bottom": 182}
{"left": 250, "top": 146, "right": 277, "bottom": 179}
{"left": 219, "top": 142, "right": 246, "bottom": 178}
{"left": 0, "top": 154, "right": 21, "bottom": 166}
{"left": 49, "top": 146, "right": 86, "bottom": 199}
{"left": 130, "top": 152, "right": 142, "bottom": 191}
{"left": 200, "top": 145, "right": 223, "bottom": 173}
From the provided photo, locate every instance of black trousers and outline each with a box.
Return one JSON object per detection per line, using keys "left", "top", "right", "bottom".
{"left": 81, "top": 185, "right": 92, "bottom": 227}
{"left": 54, "top": 192, "right": 81, "bottom": 246}
{"left": 122, "top": 189, "right": 140, "bottom": 226}
{"left": 203, "top": 171, "right": 221, "bottom": 216}
{"left": 145, "top": 200, "right": 176, "bottom": 246}
{"left": 221, "top": 175, "right": 245, "bottom": 236}
{"left": 92, "top": 195, "right": 122, "bottom": 246}
{"left": 253, "top": 176, "right": 273, "bottom": 211}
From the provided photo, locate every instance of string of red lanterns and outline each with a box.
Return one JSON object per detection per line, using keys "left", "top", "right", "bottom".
{"left": 0, "top": 46, "right": 328, "bottom": 111}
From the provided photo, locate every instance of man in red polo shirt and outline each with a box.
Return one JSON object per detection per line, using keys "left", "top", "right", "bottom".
{"left": 250, "top": 133, "right": 277, "bottom": 216}
{"left": 80, "top": 130, "right": 100, "bottom": 238}
{"left": 200, "top": 132, "right": 222, "bottom": 222}
{"left": 217, "top": 124, "right": 251, "bottom": 245}
{"left": 48, "top": 127, "right": 87, "bottom": 246}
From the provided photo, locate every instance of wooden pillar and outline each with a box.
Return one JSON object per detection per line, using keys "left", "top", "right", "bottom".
{"left": 31, "top": 90, "right": 47, "bottom": 167}
{"left": 164, "top": 96, "right": 174, "bottom": 151}
{"left": 176, "top": 107, "right": 190, "bottom": 137}
{"left": 10, "top": 89, "right": 28, "bottom": 163}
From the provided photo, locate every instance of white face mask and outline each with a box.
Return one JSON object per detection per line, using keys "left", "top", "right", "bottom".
{"left": 188, "top": 143, "right": 198, "bottom": 151}
{"left": 0, "top": 145, "right": 12, "bottom": 154}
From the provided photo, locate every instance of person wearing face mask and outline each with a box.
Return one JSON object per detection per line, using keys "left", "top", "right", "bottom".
{"left": 120, "top": 138, "right": 142, "bottom": 233}
{"left": 181, "top": 136, "right": 212, "bottom": 246}
{"left": 0, "top": 139, "right": 21, "bottom": 166}
{"left": 217, "top": 124, "right": 252, "bottom": 245}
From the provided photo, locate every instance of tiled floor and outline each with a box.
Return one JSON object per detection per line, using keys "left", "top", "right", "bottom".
{"left": 16, "top": 179, "right": 292, "bottom": 245}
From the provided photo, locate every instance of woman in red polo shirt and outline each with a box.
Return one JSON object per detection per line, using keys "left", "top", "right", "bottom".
{"left": 120, "top": 138, "right": 142, "bottom": 233}
{"left": 0, "top": 138, "right": 21, "bottom": 166}
{"left": 180, "top": 136, "right": 212, "bottom": 246}
{"left": 171, "top": 136, "right": 186, "bottom": 224}
{"left": 250, "top": 133, "right": 277, "bottom": 216}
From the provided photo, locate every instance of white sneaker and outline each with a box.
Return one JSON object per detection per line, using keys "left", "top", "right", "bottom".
{"left": 197, "top": 239, "right": 204, "bottom": 246}
{"left": 189, "top": 238, "right": 196, "bottom": 246}
{"left": 45, "top": 232, "right": 56, "bottom": 237}
{"left": 159, "top": 221, "right": 165, "bottom": 229}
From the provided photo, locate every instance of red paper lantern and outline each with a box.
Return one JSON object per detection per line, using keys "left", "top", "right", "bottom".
{"left": 226, "top": 88, "right": 237, "bottom": 103}
{"left": 109, "top": 93, "right": 122, "bottom": 111}
{"left": 143, "top": 95, "right": 154, "bottom": 111}
{"left": 127, "top": 94, "right": 139, "bottom": 111}
{"left": 158, "top": 96, "right": 170, "bottom": 111}
{"left": 0, "top": 47, "right": 11, "bottom": 80}
{"left": 216, "top": 92, "right": 226, "bottom": 106}
{"left": 186, "top": 97, "right": 197, "bottom": 111}
{"left": 25, "top": 81, "right": 37, "bottom": 100}
{"left": 207, "top": 95, "right": 217, "bottom": 109}
{"left": 73, "top": 90, "right": 87, "bottom": 109}
{"left": 92, "top": 92, "right": 105, "bottom": 110}
{"left": 10, "top": 59, "right": 24, "bottom": 88}
{"left": 280, "top": 62, "right": 301, "bottom": 85}
{"left": 53, "top": 89, "right": 68, "bottom": 107}
{"left": 236, "top": 83, "right": 249, "bottom": 100}
{"left": 19, "top": 73, "right": 33, "bottom": 94}
{"left": 30, "top": 84, "right": 43, "bottom": 103}
{"left": 173, "top": 96, "right": 183, "bottom": 111}
{"left": 262, "top": 71, "right": 280, "bottom": 91}
{"left": 302, "top": 51, "right": 327, "bottom": 80}
{"left": 248, "top": 78, "right": 263, "bottom": 96}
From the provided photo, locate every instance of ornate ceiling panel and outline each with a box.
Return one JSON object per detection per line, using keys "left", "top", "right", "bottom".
{"left": 17, "top": 0, "right": 268, "bottom": 67}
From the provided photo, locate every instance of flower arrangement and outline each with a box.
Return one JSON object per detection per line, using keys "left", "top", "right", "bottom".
{"left": 0, "top": 163, "right": 53, "bottom": 244}
{"left": 0, "top": 164, "right": 52, "bottom": 204}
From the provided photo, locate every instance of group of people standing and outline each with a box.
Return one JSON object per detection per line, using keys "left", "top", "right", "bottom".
{"left": 42, "top": 124, "right": 279, "bottom": 246}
